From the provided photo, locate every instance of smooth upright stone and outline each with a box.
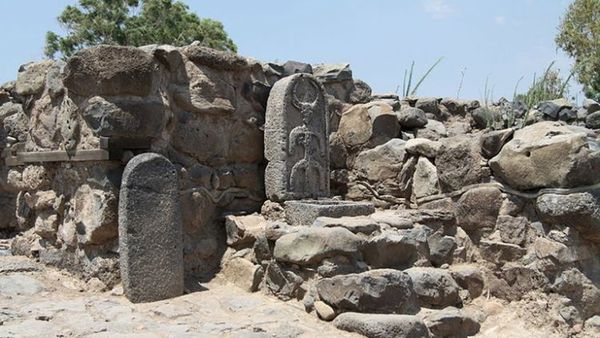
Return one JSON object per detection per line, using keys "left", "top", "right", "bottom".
{"left": 264, "top": 73, "right": 329, "bottom": 201}
{"left": 118, "top": 153, "right": 183, "bottom": 303}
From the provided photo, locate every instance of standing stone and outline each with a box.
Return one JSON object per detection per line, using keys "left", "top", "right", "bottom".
{"left": 119, "top": 153, "right": 183, "bottom": 303}
{"left": 265, "top": 73, "right": 329, "bottom": 201}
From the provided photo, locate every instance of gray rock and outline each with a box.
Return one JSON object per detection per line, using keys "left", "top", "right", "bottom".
{"left": 317, "top": 269, "right": 419, "bottom": 314}
{"left": 479, "top": 128, "right": 514, "bottom": 159}
{"left": 81, "top": 96, "right": 166, "bottom": 138}
{"left": 333, "top": 313, "right": 430, "bottom": 338}
{"left": 369, "top": 210, "right": 414, "bottom": 229}
{"left": 427, "top": 232, "right": 456, "bottom": 267}
{"left": 64, "top": 45, "right": 157, "bottom": 97}
{"left": 397, "top": 107, "right": 428, "bottom": 128}
{"left": 313, "top": 216, "right": 379, "bottom": 234}
{"left": 456, "top": 186, "right": 502, "bottom": 234}
{"left": 15, "top": 61, "right": 54, "bottom": 96}
{"left": 415, "top": 120, "right": 448, "bottom": 141}
{"left": 405, "top": 267, "right": 462, "bottom": 308}
{"left": 221, "top": 257, "right": 263, "bottom": 292}
{"left": 362, "top": 232, "right": 420, "bottom": 269}
{"left": 273, "top": 227, "right": 362, "bottom": 265}
{"left": 479, "top": 240, "right": 526, "bottom": 264}
{"left": 338, "top": 102, "right": 399, "bottom": 149}
{"left": 496, "top": 215, "right": 528, "bottom": 246}
{"left": 3, "top": 107, "right": 28, "bottom": 142}
{"left": 0, "top": 256, "right": 40, "bottom": 273}
{"left": 489, "top": 122, "right": 600, "bottom": 190}
{"left": 415, "top": 97, "right": 441, "bottom": 117}
{"left": 282, "top": 60, "right": 313, "bottom": 75}
{"left": 119, "top": 153, "right": 184, "bottom": 303}
{"left": 265, "top": 74, "right": 329, "bottom": 201}
{"left": 536, "top": 192, "right": 600, "bottom": 243}
{"left": 263, "top": 261, "right": 303, "bottom": 301}
{"left": 182, "top": 44, "right": 249, "bottom": 71}
{"left": 314, "top": 300, "right": 336, "bottom": 321}
{"left": 284, "top": 199, "right": 374, "bottom": 226}
{"left": 405, "top": 138, "right": 442, "bottom": 158}
{"left": 419, "top": 307, "right": 481, "bottom": 338}
{"left": 352, "top": 138, "right": 407, "bottom": 182}
{"left": 349, "top": 79, "right": 372, "bottom": 104}
{"left": 538, "top": 98, "right": 572, "bottom": 120}
{"left": 225, "top": 214, "right": 267, "bottom": 248}
{"left": 449, "top": 264, "right": 484, "bottom": 299}
{"left": 435, "top": 134, "right": 487, "bottom": 192}
{"left": 585, "top": 111, "right": 600, "bottom": 129}
{"left": 312, "top": 63, "right": 353, "bottom": 83}
{"left": 412, "top": 157, "right": 441, "bottom": 199}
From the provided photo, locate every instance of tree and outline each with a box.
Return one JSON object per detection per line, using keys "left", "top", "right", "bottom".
{"left": 556, "top": 0, "right": 600, "bottom": 100}
{"left": 45, "top": 0, "right": 237, "bottom": 59}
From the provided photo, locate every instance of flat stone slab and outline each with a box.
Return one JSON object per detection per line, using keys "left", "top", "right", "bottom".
{"left": 0, "top": 274, "right": 45, "bottom": 295}
{"left": 0, "top": 256, "right": 40, "bottom": 273}
{"left": 284, "top": 199, "right": 375, "bottom": 225}
{"left": 119, "top": 153, "right": 184, "bottom": 303}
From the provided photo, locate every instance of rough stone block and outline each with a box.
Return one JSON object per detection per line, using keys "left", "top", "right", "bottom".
{"left": 119, "top": 153, "right": 183, "bottom": 303}
{"left": 284, "top": 199, "right": 374, "bottom": 226}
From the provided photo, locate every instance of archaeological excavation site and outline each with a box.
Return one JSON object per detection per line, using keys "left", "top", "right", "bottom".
{"left": 0, "top": 42, "right": 600, "bottom": 338}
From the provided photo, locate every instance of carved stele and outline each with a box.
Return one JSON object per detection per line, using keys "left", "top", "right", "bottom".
{"left": 265, "top": 73, "right": 329, "bottom": 201}
{"left": 118, "top": 153, "right": 184, "bottom": 303}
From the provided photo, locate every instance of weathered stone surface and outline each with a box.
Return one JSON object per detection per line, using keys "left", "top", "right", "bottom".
{"left": 480, "top": 128, "right": 514, "bottom": 159}
{"left": 496, "top": 215, "right": 528, "bottom": 246}
{"left": 221, "top": 257, "right": 263, "bottom": 292}
{"left": 0, "top": 256, "right": 40, "bottom": 273}
{"left": 337, "top": 102, "right": 398, "bottom": 148}
{"left": 119, "top": 153, "right": 183, "bottom": 303}
{"left": 73, "top": 185, "right": 117, "bottom": 245}
{"left": 435, "top": 134, "right": 487, "bottom": 192}
{"left": 273, "top": 227, "right": 362, "bottom": 265}
{"left": 419, "top": 307, "right": 481, "bottom": 338}
{"left": 456, "top": 186, "right": 502, "bottom": 233}
{"left": 397, "top": 107, "right": 428, "bottom": 128}
{"left": 182, "top": 44, "right": 249, "bottom": 71}
{"left": 282, "top": 60, "right": 313, "bottom": 75}
{"left": 586, "top": 111, "right": 600, "bottom": 129}
{"left": 333, "top": 313, "right": 430, "bottom": 338}
{"left": 15, "top": 61, "right": 54, "bottom": 96}
{"left": 349, "top": 79, "right": 372, "bottom": 104}
{"left": 225, "top": 214, "right": 266, "bottom": 248}
{"left": 313, "top": 216, "right": 379, "bottom": 234}
{"left": 415, "top": 120, "right": 448, "bottom": 141}
{"left": 449, "top": 264, "right": 484, "bottom": 299}
{"left": 64, "top": 45, "right": 157, "bottom": 97}
{"left": 479, "top": 240, "right": 526, "bottom": 264}
{"left": 81, "top": 96, "right": 166, "bottom": 138}
{"left": 317, "top": 269, "right": 419, "bottom": 314}
{"left": 536, "top": 192, "right": 600, "bottom": 243}
{"left": 405, "top": 267, "right": 461, "bottom": 308}
{"left": 369, "top": 210, "right": 414, "bottom": 229}
{"left": 538, "top": 98, "right": 572, "bottom": 120}
{"left": 362, "top": 231, "right": 421, "bottom": 269}
{"left": 352, "top": 138, "right": 406, "bottom": 181}
{"left": 314, "top": 300, "right": 336, "bottom": 321}
{"left": 490, "top": 122, "right": 600, "bottom": 190}
{"left": 415, "top": 97, "right": 441, "bottom": 117}
{"left": 264, "top": 261, "right": 304, "bottom": 300}
{"left": 412, "top": 157, "right": 440, "bottom": 199}
{"left": 405, "top": 138, "right": 442, "bottom": 158}
{"left": 427, "top": 232, "right": 456, "bottom": 267}
{"left": 285, "top": 199, "right": 374, "bottom": 226}
{"left": 265, "top": 73, "right": 329, "bottom": 201}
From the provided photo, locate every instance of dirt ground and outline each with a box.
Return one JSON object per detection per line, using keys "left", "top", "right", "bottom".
{"left": 0, "top": 254, "right": 595, "bottom": 338}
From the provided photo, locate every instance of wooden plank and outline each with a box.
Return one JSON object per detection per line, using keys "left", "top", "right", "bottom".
{"left": 15, "top": 149, "right": 109, "bottom": 164}
{"left": 100, "top": 137, "right": 152, "bottom": 150}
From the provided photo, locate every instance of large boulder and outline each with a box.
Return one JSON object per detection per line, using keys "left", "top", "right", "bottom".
{"left": 338, "top": 102, "right": 399, "bottom": 149}
{"left": 435, "top": 134, "right": 487, "bottom": 192}
{"left": 316, "top": 269, "right": 419, "bottom": 314}
{"left": 405, "top": 267, "right": 462, "bottom": 308}
{"left": 536, "top": 192, "right": 600, "bottom": 243}
{"left": 352, "top": 139, "right": 406, "bottom": 182}
{"left": 489, "top": 122, "right": 600, "bottom": 190}
{"left": 455, "top": 186, "right": 502, "bottom": 234}
{"left": 63, "top": 45, "right": 158, "bottom": 97}
{"left": 273, "top": 227, "right": 362, "bottom": 265}
{"left": 333, "top": 313, "right": 430, "bottom": 338}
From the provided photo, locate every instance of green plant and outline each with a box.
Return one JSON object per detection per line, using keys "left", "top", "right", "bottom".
{"left": 556, "top": 0, "right": 600, "bottom": 101}
{"left": 45, "top": 0, "right": 237, "bottom": 59}
{"left": 456, "top": 67, "right": 466, "bottom": 99}
{"left": 515, "top": 61, "right": 573, "bottom": 109}
{"left": 400, "top": 57, "right": 443, "bottom": 97}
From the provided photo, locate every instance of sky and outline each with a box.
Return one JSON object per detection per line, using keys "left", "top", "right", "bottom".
{"left": 0, "top": 0, "right": 578, "bottom": 101}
